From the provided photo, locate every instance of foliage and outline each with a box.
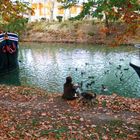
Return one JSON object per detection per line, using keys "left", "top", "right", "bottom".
{"left": 57, "top": 0, "right": 78, "bottom": 9}
{"left": 56, "top": 16, "right": 63, "bottom": 22}
{"left": 73, "top": 0, "right": 140, "bottom": 23}
{"left": 0, "top": 0, "right": 33, "bottom": 34}
{"left": 0, "top": 18, "right": 28, "bottom": 35}
{"left": 72, "top": 0, "right": 95, "bottom": 20}
{"left": 26, "top": 21, "right": 48, "bottom": 32}
{"left": 62, "top": 0, "right": 140, "bottom": 45}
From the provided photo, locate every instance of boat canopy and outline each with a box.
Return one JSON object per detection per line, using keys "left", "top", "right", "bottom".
{"left": 0, "top": 32, "right": 18, "bottom": 42}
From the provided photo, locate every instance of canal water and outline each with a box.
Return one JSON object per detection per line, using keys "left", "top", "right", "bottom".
{"left": 0, "top": 42, "right": 140, "bottom": 98}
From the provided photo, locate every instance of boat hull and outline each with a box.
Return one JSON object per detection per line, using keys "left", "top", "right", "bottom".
{"left": 130, "top": 62, "right": 140, "bottom": 78}
{"left": 0, "top": 33, "right": 19, "bottom": 73}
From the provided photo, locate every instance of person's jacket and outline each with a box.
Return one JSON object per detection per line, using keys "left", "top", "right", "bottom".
{"left": 62, "top": 83, "right": 76, "bottom": 100}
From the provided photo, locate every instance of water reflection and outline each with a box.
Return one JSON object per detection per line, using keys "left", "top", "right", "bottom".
{"left": 1, "top": 42, "right": 140, "bottom": 98}
{"left": 0, "top": 68, "right": 21, "bottom": 86}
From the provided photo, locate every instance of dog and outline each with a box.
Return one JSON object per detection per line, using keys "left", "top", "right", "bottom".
{"left": 78, "top": 92, "right": 97, "bottom": 106}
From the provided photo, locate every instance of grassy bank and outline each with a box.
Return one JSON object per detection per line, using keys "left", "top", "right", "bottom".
{"left": 0, "top": 85, "right": 140, "bottom": 139}
{"left": 21, "top": 20, "right": 140, "bottom": 45}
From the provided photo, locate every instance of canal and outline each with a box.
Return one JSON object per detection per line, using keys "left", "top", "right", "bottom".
{"left": 0, "top": 42, "right": 140, "bottom": 98}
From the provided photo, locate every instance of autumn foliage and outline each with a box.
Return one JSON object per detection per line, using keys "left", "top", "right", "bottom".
{"left": 0, "top": 0, "right": 32, "bottom": 34}
{"left": 0, "top": 85, "right": 140, "bottom": 139}
{"left": 70, "top": 0, "right": 140, "bottom": 46}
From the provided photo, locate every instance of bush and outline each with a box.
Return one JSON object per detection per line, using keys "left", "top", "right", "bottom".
{"left": 56, "top": 16, "right": 63, "bottom": 22}
{"left": 41, "top": 17, "right": 46, "bottom": 21}
{"left": 88, "top": 32, "right": 95, "bottom": 36}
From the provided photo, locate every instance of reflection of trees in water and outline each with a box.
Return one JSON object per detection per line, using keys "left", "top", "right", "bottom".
{"left": 15, "top": 44, "right": 140, "bottom": 97}
{"left": 0, "top": 69, "right": 21, "bottom": 86}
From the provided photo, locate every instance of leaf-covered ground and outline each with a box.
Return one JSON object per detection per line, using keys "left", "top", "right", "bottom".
{"left": 0, "top": 85, "right": 140, "bottom": 140}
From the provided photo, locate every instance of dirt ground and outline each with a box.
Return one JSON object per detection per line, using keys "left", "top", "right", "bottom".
{"left": 0, "top": 85, "right": 140, "bottom": 139}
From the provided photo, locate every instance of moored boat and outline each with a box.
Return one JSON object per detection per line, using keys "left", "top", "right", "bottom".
{"left": 130, "top": 44, "right": 140, "bottom": 78}
{"left": 0, "top": 32, "right": 19, "bottom": 73}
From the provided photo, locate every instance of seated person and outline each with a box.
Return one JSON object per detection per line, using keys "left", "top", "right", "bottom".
{"left": 2, "top": 33, "right": 16, "bottom": 54}
{"left": 62, "top": 76, "right": 79, "bottom": 100}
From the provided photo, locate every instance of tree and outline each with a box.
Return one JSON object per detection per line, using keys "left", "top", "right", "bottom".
{"left": 57, "top": 0, "right": 77, "bottom": 20}
{"left": 63, "top": 0, "right": 140, "bottom": 45}
{"left": 0, "top": 0, "right": 33, "bottom": 34}
{"left": 50, "top": 0, "right": 55, "bottom": 21}
{"left": 92, "top": 0, "right": 140, "bottom": 37}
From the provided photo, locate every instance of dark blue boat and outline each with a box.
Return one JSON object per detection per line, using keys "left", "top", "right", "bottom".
{"left": 130, "top": 44, "right": 140, "bottom": 78}
{"left": 0, "top": 32, "right": 19, "bottom": 73}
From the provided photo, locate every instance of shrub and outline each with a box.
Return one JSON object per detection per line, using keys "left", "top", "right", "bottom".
{"left": 56, "top": 16, "right": 63, "bottom": 22}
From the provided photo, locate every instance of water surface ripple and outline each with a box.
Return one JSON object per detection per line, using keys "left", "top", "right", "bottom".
{"left": 0, "top": 43, "right": 140, "bottom": 98}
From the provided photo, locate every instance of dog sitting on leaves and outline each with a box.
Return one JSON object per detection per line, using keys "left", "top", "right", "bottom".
{"left": 78, "top": 92, "right": 97, "bottom": 106}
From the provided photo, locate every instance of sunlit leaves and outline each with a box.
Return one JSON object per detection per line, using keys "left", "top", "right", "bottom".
{"left": 0, "top": 0, "right": 32, "bottom": 34}
{"left": 67, "top": 0, "right": 140, "bottom": 45}
{"left": 57, "top": 0, "right": 77, "bottom": 9}
{"left": 0, "top": 18, "right": 29, "bottom": 36}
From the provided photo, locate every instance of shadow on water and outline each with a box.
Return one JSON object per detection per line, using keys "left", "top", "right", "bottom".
{"left": 0, "top": 68, "right": 21, "bottom": 86}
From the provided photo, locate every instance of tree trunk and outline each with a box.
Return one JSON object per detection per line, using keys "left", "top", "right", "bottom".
{"left": 105, "top": 14, "right": 110, "bottom": 36}
{"left": 50, "top": 1, "right": 55, "bottom": 21}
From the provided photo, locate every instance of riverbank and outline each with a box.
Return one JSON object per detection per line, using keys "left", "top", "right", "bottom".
{"left": 21, "top": 20, "right": 140, "bottom": 46}
{"left": 0, "top": 85, "right": 139, "bottom": 139}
